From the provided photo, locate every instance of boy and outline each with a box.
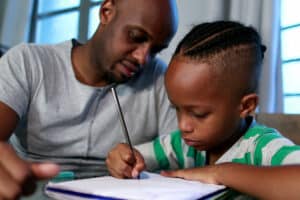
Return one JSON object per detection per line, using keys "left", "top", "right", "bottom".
{"left": 106, "top": 21, "right": 300, "bottom": 199}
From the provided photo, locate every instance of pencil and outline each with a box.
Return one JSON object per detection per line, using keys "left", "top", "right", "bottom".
{"left": 110, "top": 86, "right": 138, "bottom": 177}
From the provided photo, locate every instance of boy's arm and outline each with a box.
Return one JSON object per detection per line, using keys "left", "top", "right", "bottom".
{"left": 135, "top": 130, "right": 189, "bottom": 171}
{"left": 162, "top": 163, "right": 300, "bottom": 200}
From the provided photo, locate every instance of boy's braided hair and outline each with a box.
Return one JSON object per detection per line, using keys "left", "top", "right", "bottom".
{"left": 173, "top": 21, "right": 266, "bottom": 95}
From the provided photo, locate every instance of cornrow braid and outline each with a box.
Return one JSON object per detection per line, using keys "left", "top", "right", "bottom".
{"left": 173, "top": 21, "right": 266, "bottom": 60}
{"left": 172, "top": 21, "right": 267, "bottom": 95}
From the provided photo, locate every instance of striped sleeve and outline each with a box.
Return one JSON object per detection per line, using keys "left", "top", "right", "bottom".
{"left": 253, "top": 131, "right": 300, "bottom": 166}
{"left": 225, "top": 123, "right": 300, "bottom": 167}
{"left": 135, "top": 130, "right": 206, "bottom": 171}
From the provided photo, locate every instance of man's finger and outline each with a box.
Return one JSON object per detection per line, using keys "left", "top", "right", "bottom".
{"left": 0, "top": 143, "right": 32, "bottom": 183}
{"left": 21, "top": 178, "right": 37, "bottom": 196}
{"left": 0, "top": 165, "right": 21, "bottom": 200}
{"left": 30, "top": 163, "right": 60, "bottom": 180}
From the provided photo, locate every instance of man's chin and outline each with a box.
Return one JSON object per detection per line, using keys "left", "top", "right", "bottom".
{"left": 106, "top": 75, "right": 131, "bottom": 85}
{"left": 105, "top": 70, "right": 142, "bottom": 85}
{"left": 114, "top": 73, "right": 141, "bottom": 84}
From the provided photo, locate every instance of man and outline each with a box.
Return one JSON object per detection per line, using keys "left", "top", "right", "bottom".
{"left": 0, "top": 0, "right": 178, "bottom": 198}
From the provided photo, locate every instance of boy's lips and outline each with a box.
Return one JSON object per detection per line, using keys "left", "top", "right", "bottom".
{"left": 183, "top": 137, "right": 202, "bottom": 147}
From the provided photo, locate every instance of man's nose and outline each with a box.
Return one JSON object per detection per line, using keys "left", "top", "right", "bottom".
{"left": 131, "top": 44, "right": 151, "bottom": 66}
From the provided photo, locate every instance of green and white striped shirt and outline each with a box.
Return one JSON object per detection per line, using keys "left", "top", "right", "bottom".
{"left": 136, "top": 120, "right": 300, "bottom": 171}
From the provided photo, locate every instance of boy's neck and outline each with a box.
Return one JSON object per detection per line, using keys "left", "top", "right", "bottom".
{"left": 207, "top": 151, "right": 223, "bottom": 165}
{"left": 208, "top": 117, "right": 252, "bottom": 165}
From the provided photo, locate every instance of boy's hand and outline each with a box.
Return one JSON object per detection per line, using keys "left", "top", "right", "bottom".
{"left": 0, "top": 142, "right": 60, "bottom": 199}
{"left": 106, "top": 143, "right": 146, "bottom": 178}
{"left": 160, "top": 165, "right": 221, "bottom": 185}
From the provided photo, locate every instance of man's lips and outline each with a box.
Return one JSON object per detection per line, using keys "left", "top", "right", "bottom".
{"left": 121, "top": 60, "right": 139, "bottom": 76}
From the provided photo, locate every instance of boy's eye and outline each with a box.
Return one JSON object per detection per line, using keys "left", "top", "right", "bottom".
{"left": 191, "top": 112, "right": 208, "bottom": 119}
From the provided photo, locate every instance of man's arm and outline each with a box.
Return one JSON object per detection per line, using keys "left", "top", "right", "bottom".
{"left": 0, "top": 102, "right": 19, "bottom": 140}
{"left": 0, "top": 102, "right": 60, "bottom": 199}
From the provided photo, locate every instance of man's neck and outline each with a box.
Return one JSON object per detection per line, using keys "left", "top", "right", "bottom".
{"left": 71, "top": 44, "right": 108, "bottom": 87}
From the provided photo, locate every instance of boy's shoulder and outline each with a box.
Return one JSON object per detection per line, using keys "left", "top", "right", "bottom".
{"left": 243, "top": 121, "right": 282, "bottom": 141}
{"left": 217, "top": 118, "right": 292, "bottom": 165}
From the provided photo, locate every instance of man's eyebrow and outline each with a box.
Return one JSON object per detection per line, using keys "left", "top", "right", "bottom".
{"left": 128, "top": 25, "right": 169, "bottom": 52}
{"left": 128, "top": 25, "right": 149, "bottom": 35}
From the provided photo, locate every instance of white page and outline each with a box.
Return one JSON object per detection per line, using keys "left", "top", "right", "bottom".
{"left": 45, "top": 171, "right": 226, "bottom": 200}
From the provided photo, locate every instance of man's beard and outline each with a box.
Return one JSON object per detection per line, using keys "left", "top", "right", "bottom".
{"left": 103, "top": 65, "right": 142, "bottom": 85}
{"left": 103, "top": 70, "right": 129, "bottom": 84}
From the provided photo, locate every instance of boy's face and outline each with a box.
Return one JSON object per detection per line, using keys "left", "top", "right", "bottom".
{"left": 165, "top": 56, "right": 243, "bottom": 152}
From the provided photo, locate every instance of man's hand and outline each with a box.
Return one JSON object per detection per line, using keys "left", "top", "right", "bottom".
{"left": 106, "top": 143, "right": 146, "bottom": 178}
{"left": 0, "top": 142, "right": 60, "bottom": 199}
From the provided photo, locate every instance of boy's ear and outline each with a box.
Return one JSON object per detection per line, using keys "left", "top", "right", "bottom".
{"left": 239, "top": 93, "right": 258, "bottom": 118}
{"left": 99, "top": 0, "right": 116, "bottom": 25}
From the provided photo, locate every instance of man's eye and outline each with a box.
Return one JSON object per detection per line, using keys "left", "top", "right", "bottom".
{"left": 128, "top": 31, "right": 148, "bottom": 43}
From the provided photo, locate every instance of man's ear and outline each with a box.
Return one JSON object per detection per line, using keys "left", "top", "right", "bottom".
{"left": 239, "top": 93, "right": 258, "bottom": 118}
{"left": 99, "top": 0, "right": 116, "bottom": 25}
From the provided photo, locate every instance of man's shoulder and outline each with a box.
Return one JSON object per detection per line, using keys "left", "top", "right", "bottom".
{"left": 6, "top": 40, "right": 72, "bottom": 56}
{"left": 0, "top": 40, "right": 73, "bottom": 75}
{"left": 31, "top": 40, "right": 72, "bottom": 54}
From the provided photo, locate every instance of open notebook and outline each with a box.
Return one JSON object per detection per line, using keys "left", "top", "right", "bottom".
{"left": 45, "top": 171, "right": 226, "bottom": 200}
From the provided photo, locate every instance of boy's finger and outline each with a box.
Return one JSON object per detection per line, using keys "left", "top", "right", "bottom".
{"left": 131, "top": 169, "right": 139, "bottom": 178}
{"left": 119, "top": 147, "right": 136, "bottom": 164}
{"left": 123, "top": 164, "right": 134, "bottom": 178}
{"left": 160, "top": 170, "right": 184, "bottom": 178}
{"left": 132, "top": 160, "right": 146, "bottom": 177}
{"left": 110, "top": 167, "right": 127, "bottom": 179}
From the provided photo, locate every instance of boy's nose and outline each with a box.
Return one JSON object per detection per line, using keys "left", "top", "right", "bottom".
{"left": 132, "top": 44, "right": 151, "bottom": 66}
{"left": 178, "top": 115, "right": 193, "bottom": 133}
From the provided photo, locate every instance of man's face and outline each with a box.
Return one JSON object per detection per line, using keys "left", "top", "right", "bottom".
{"left": 165, "top": 56, "right": 243, "bottom": 153}
{"left": 93, "top": 0, "right": 178, "bottom": 84}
